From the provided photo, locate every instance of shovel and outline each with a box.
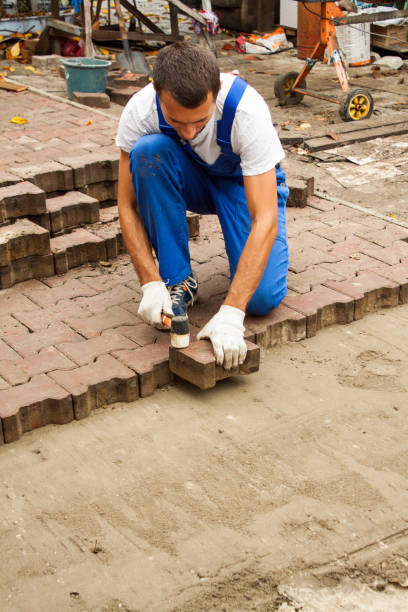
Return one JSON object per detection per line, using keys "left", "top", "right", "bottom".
{"left": 113, "top": 0, "right": 138, "bottom": 73}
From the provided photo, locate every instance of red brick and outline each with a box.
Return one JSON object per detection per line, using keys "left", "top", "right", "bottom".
{"left": 80, "top": 266, "right": 138, "bottom": 292}
{"left": 324, "top": 270, "right": 400, "bottom": 320}
{"left": 87, "top": 222, "right": 122, "bottom": 260}
{"left": 28, "top": 212, "right": 51, "bottom": 233}
{"left": 0, "top": 376, "right": 9, "bottom": 390}
{"left": 46, "top": 191, "right": 100, "bottom": 234}
{"left": 0, "top": 338, "right": 22, "bottom": 362}
{"left": 83, "top": 181, "right": 118, "bottom": 203}
{"left": 289, "top": 247, "right": 340, "bottom": 274}
{"left": 195, "top": 256, "right": 229, "bottom": 283}
{"left": 169, "top": 339, "right": 260, "bottom": 390}
{"left": 312, "top": 222, "right": 370, "bottom": 244}
{"left": 355, "top": 225, "right": 408, "bottom": 248}
{"left": 0, "top": 171, "right": 21, "bottom": 188}
{"left": 99, "top": 205, "right": 119, "bottom": 224}
{"left": 198, "top": 274, "right": 229, "bottom": 302}
{"left": 189, "top": 296, "right": 225, "bottom": 330}
{"left": 0, "top": 181, "right": 46, "bottom": 221}
{"left": 0, "top": 315, "right": 28, "bottom": 338}
{"left": 58, "top": 151, "right": 119, "bottom": 188}
{"left": 245, "top": 303, "right": 306, "bottom": 348}
{"left": 72, "top": 92, "right": 111, "bottom": 109}
{"left": 187, "top": 212, "right": 200, "bottom": 238}
{"left": 0, "top": 219, "right": 50, "bottom": 266}
{"left": 11, "top": 161, "right": 74, "bottom": 193}
{"left": 319, "top": 254, "right": 389, "bottom": 278}
{"left": 0, "top": 289, "right": 37, "bottom": 315}
{"left": 4, "top": 321, "right": 83, "bottom": 357}
{"left": 113, "top": 343, "right": 170, "bottom": 397}
{"left": 289, "top": 231, "right": 334, "bottom": 252}
{"left": 111, "top": 74, "right": 149, "bottom": 88}
{"left": 308, "top": 196, "right": 336, "bottom": 212}
{"left": 0, "top": 346, "right": 76, "bottom": 385}
{"left": 0, "top": 374, "right": 73, "bottom": 443}
{"left": 57, "top": 331, "right": 138, "bottom": 366}
{"left": 286, "top": 218, "right": 328, "bottom": 239}
{"left": 190, "top": 237, "right": 226, "bottom": 264}
{"left": 109, "top": 87, "right": 138, "bottom": 106}
{"left": 51, "top": 229, "right": 107, "bottom": 274}
{"left": 32, "top": 54, "right": 61, "bottom": 69}
{"left": 13, "top": 299, "right": 88, "bottom": 331}
{"left": 372, "top": 259, "right": 408, "bottom": 304}
{"left": 327, "top": 237, "right": 380, "bottom": 258}
{"left": 74, "top": 285, "right": 136, "bottom": 314}
{"left": 283, "top": 285, "right": 354, "bottom": 337}
{"left": 287, "top": 177, "right": 314, "bottom": 207}
{"left": 66, "top": 305, "right": 139, "bottom": 338}
{"left": 0, "top": 254, "right": 54, "bottom": 289}
{"left": 287, "top": 265, "right": 346, "bottom": 294}
{"left": 362, "top": 242, "right": 408, "bottom": 266}
{"left": 49, "top": 354, "right": 139, "bottom": 420}
{"left": 21, "top": 278, "right": 98, "bottom": 307}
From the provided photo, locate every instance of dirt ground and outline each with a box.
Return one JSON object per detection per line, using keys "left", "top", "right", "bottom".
{"left": 1, "top": 304, "right": 408, "bottom": 611}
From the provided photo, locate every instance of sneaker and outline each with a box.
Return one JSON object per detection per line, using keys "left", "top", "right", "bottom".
{"left": 168, "top": 271, "right": 198, "bottom": 318}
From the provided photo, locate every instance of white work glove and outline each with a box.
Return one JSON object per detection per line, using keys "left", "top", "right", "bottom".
{"left": 138, "top": 281, "right": 173, "bottom": 329}
{"left": 197, "top": 305, "right": 247, "bottom": 370}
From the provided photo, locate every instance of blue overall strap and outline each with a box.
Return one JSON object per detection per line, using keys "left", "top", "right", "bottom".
{"left": 217, "top": 77, "right": 248, "bottom": 153}
{"left": 156, "top": 94, "right": 179, "bottom": 140}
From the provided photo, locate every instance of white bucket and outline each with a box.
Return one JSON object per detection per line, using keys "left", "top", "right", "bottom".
{"left": 336, "top": 19, "right": 371, "bottom": 66}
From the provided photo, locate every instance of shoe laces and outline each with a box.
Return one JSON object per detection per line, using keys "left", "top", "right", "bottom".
{"left": 169, "top": 274, "right": 198, "bottom": 305}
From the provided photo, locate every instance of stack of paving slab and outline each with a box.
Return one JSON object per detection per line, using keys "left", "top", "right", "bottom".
{"left": 0, "top": 146, "right": 200, "bottom": 290}
{"left": 0, "top": 149, "right": 123, "bottom": 288}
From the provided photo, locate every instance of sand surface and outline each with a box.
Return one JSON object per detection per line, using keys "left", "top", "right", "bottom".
{"left": 1, "top": 305, "right": 408, "bottom": 611}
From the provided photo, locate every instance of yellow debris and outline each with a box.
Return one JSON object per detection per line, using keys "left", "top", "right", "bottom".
{"left": 9, "top": 117, "right": 29, "bottom": 125}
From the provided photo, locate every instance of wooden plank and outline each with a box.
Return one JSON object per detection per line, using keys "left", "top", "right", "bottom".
{"left": 119, "top": 0, "right": 164, "bottom": 34}
{"left": 307, "top": 113, "right": 408, "bottom": 138}
{"left": 91, "top": 30, "right": 183, "bottom": 42}
{"left": 48, "top": 18, "right": 83, "bottom": 36}
{"left": 169, "top": 2, "right": 179, "bottom": 37}
{"left": 0, "top": 79, "right": 28, "bottom": 92}
{"left": 169, "top": 0, "right": 207, "bottom": 25}
{"left": 83, "top": 0, "right": 94, "bottom": 57}
{"left": 336, "top": 9, "right": 408, "bottom": 25}
{"left": 304, "top": 123, "right": 408, "bottom": 152}
{"left": 371, "top": 41, "right": 408, "bottom": 56}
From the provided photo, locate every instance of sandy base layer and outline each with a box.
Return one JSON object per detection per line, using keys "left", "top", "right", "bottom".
{"left": 1, "top": 305, "right": 408, "bottom": 611}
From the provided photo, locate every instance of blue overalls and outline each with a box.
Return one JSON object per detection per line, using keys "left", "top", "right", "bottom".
{"left": 129, "top": 77, "right": 289, "bottom": 316}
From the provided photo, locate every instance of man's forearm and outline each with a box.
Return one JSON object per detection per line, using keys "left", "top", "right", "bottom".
{"left": 118, "top": 202, "right": 161, "bottom": 286}
{"left": 224, "top": 218, "right": 277, "bottom": 312}
{"left": 118, "top": 150, "right": 161, "bottom": 286}
{"left": 224, "top": 169, "right": 279, "bottom": 313}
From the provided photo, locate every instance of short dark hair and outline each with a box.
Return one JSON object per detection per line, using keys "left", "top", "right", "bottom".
{"left": 153, "top": 42, "right": 220, "bottom": 108}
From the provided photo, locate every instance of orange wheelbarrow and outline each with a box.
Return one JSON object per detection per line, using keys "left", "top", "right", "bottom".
{"left": 275, "top": 1, "right": 374, "bottom": 121}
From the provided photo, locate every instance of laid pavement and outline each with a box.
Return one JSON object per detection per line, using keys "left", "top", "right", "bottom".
{"left": 1, "top": 46, "right": 408, "bottom": 443}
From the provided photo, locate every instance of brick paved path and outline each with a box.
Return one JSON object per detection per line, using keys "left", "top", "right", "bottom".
{"left": 1, "top": 87, "right": 408, "bottom": 444}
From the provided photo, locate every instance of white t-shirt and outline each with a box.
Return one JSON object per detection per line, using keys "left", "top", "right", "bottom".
{"left": 115, "top": 72, "right": 284, "bottom": 176}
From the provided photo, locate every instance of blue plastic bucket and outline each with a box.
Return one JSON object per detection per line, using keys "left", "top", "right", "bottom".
{"left": 62, "top": 57, "right": 112, "bottom": 100}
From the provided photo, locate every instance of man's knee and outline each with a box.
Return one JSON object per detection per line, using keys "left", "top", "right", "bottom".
{"left": 246, "top": 284, "right": 286, "bottom": 316}
{"left": 129, "top": 134, "right": 178, "bottom": 177}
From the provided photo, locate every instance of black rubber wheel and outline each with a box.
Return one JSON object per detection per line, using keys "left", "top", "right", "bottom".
{"left": 339, "top": 88, "right": 374, "bottom": 122}
{"left": 274, "top": 71, "right": 306, "bottom": 106}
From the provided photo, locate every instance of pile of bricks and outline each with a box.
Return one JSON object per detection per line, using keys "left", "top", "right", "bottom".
{"left": 0, "top": 150, "right": 123, "bottom": 287}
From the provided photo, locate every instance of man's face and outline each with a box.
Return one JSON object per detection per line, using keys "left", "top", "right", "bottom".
{"left": 159, "top": 89, "right": 217, "bottom": 141}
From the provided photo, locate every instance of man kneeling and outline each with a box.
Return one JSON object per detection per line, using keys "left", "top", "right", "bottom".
{"left": 116, "top": 41, "right": 289, "bottom": 370}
